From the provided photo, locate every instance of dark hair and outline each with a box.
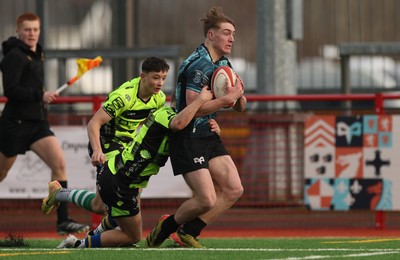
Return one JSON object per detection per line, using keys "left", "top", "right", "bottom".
{"left": 200, "top": 6, "right": 235, "bottom": 38}
{"left": 17, "top": 13, "right": 40, "bottom": 28}
{"left": 142, "top": 57, "right": 170, "bottom": 73}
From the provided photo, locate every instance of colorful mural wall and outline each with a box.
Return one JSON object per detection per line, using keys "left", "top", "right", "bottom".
{"left": 304, "top": 115, "right": 400, "bottom": 210}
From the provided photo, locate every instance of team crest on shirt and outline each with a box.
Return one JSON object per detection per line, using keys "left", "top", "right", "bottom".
{"left": 111, "top": 97, "right": 125, "bottom": 110}
{"left": 125, "top": 94, "right": 131, "bottom": 102}
{"left": 193, "top": 70, "right": 203, "bottom": 84}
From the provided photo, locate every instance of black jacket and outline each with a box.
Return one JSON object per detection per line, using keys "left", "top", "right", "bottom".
{"left": 0, "top": 36, "right": 46, "bottom": 120}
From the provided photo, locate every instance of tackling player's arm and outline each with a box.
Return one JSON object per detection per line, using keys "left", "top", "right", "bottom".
{"left": 87, "top": 108, "right": 112, "bottom": 166}
{"left": 170, "top": 86, "right": 213, "bottom": 132}
{"left": 186, "top": 79, "right": 244, "bottom": 117}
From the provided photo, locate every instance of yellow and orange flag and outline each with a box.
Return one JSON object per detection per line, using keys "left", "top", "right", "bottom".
{"left": 56, "top": 56, "right": 103, "bottom": 94}
{"left": 76, "top": 56, "right": 103, "bottom": 79}
{"left": 69, "top": 56, "right": 103, "bottom": 85}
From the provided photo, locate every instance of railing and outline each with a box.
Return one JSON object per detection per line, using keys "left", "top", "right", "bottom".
{"left": 245, "top": 92, "right": 400, "bottom": 115}
{"left": 2, "top": 92, "right": 400, "bottom": 113}
{"left": 1, "top": 92, "right": 400, "bottom": 232}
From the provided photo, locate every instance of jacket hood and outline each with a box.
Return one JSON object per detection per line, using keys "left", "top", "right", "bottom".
{"left": 1, "top": 36, "right": 41, "bottom": 56}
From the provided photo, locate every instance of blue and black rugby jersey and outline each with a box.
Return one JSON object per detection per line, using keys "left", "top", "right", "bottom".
{"left": 174, "top": 43, "right": 231, "bottom": 138}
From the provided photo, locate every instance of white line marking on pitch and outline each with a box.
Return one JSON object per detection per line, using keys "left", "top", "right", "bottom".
{"left": 266, "top": 250, "right": 400, "bottom": 260}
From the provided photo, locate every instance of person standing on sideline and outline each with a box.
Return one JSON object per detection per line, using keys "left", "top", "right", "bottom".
{"left": 0, "top": 12, "right": 89, "bottom": 234}
{"left": 146, "top": 6, "right": 247, "bottom": 248}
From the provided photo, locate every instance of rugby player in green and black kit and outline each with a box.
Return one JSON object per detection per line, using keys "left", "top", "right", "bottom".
{"left": 54, "top": 86, "right": 215, "bottom": 248}
{"left": 42, "top": 57, "right": 169, "bottom": 223}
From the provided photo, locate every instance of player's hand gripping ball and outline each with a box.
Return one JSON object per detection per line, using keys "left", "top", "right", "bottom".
{"left": 210, "top": 66, "right": 243, "bottom": 108}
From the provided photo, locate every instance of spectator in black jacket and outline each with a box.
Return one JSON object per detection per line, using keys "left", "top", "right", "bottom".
{"left": 0, "top": 12, "right": 89, "bottom": 235}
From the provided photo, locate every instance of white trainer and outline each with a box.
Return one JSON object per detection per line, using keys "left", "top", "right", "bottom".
{"left": 56, "top": 234, "right": 78, "bottom": 249}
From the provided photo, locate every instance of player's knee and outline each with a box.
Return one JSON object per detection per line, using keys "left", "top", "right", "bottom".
{"left": 131, "top": 236, "right": 141, "bottom": 245}
{"left": 92, "top": 205, "right": 106, "bottom": 215}
{"left": 235, "top": 185, "right": 244, "bottom": 200}
{"left": 122, "top": 237, "right": 139, "bottom": 246}
{"left": 91, "top": 204, "right": 107, "bottom": 215}
{"left": 126, "top": 233, "right": 141, "bottom": 245}
{"left": 226, "top": 184, "right": 244, "bottom": 203}
{"left": 199, "top": 195, "right": 217, "bottom": 212}
{"left": 113, "top": 236, "right": 139, "bottom": 247}
{"left": 91, "top": 195, "right": 106, "bottom": 215}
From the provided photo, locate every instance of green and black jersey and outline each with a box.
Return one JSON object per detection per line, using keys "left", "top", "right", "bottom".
{"left": 107, "top": 106, "right": 176, "bottom": 189}
{"left": 100, "top": 77, "right": 166, "bottom": 148}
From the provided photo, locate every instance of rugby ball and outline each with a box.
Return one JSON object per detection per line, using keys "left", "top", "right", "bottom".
{"left": 210, "top": 66, "right": 237, "bottom": 108}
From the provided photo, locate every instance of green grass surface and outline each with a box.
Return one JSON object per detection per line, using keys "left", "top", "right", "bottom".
{"left": 0, "top": 237, "right": 400, "bottom": 259}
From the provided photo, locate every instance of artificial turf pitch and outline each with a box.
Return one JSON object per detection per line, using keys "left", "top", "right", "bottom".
{"left": 0, "top": 237, "right": 400, "bottom": 259}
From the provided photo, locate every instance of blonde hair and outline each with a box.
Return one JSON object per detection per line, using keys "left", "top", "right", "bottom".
{"left": 200, "top": 6, "right": 235, "bottom": 38}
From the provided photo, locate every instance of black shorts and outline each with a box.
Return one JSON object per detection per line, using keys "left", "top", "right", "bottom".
{"left": 97, "top": 165, "right": 140, "bottom": 218}
{"left": 169, "top": 134, "right": 228, "bottom": 176}
{"left": 0, "top": 117, "right": 54, "bottom": 157}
